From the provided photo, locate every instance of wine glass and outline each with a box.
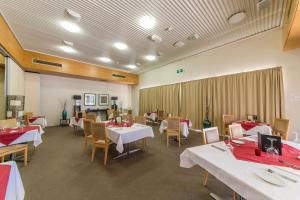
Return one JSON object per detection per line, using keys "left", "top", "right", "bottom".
{"left": 266, "top": 138, "right": 279, "bottom": 161}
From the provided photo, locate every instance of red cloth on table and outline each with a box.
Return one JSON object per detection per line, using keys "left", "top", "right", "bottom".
{"left": 0, "top": 165, "right": 11, "bottom": 200}
{"left": 75, "top": 118, "right": 81, "bottom": 123}
{"left": 180, "top": 119, "right": 190, "bottom": 127}
{"left": 29, "top": 116, "right": 45, "bottom": 123}
{"left": 227, "top": 140, "right": 300, "bottom": 169}
{"left": 238, "top": 121, "right": 265, "bottom": 131}
{"left": 106, "top": 121, "right": 132, "bottom": 127}
{"left": 0, "top": 126, "right": 39, "bottom": 145}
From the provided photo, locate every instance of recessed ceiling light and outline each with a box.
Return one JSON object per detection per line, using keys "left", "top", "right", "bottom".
{"left": 113, "top": 42, "right": 128, "bottom": 50}
{"left": 187, "top": 33, "right": 200, "bottom": 40}
{"left": 126, "top": 64, "right": 137, "bottom": 69}
{"left": 228, "top": 11, "right": 246, "bottom": 24}
{"left": 62, "top": 40, "right": 74, "bottom": 47}
{"left": 60, "top": 46, "right": 76, "bottom": 53}
{"left": 98, "top": 57, "right": 112, "bottom": 63}
{"left": 65, "top": 9, "right": 81, "bottom": 21}
{"left": 139, "top": 16, "right": 156, "bottom": 29}
{"left": 144, "top": 55, "right": 157, "bottom": 61}
{"left": 60, "top": 21, "right": 80, "bottom": 33}
{"left": 173, "top": 41, "right": 185, "bottom": 48}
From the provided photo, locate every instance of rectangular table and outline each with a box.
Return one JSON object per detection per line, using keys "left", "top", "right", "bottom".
{"left": 143, "top": 112, "right": 157, "bottom": 121}
{"left": 107, "top": 123, "right": 154, "bottom": 153}
{"left": 0, "top": 161, "right": 25, "bottom": 200}
{"left": 159, "top": 119, "right": 192, "bottom": 137}
{"left": 233, "top": 121, "right": 272, "bottom": 136}
{"left": 69, "top": 116, "right": 102, "bottom": 129}
{"left": 0, "top": 126, "right": 42, "bottom": 148}
{"left": 180, "top": 139, "right": 300, "bottom": 200}
{"left": 29, "top": 116, "right": 48, "bottom": 128}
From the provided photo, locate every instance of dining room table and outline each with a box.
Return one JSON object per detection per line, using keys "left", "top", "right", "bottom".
{"left": 180, "top": 136, "right": 300, "bottom": 200}
{"left": 143, "top": 112, "right": 157, "bottom": 121}
{"left": 232, "top": 120, "right": 272, "bottom": 136}
{"left": 28, "top": 115, "right": 48, "bottom": 128}
{"left": 0, "top": 161, "right": 25, "bottom": 200}
{"left": 159, "top": 119, "right": 192, "bottom": 137}
{"left": 106, "top": 123, "right": 154, "bottom": 155}
{"left": 69, "top": 116, "right": 102, "bottom": 129}
{"left": 0, "top": 126, "right": 42, "bottom": 148}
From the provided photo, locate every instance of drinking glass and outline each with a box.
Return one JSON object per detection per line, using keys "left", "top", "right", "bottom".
{"left": 266, "top": 138, "right": 279, "bottom": 161}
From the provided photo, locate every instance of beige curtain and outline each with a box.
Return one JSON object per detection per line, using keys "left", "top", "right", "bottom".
{"left": 139, "top": 83, "right": 180, "bottom": 116}
{"left": 181, "top": 67, "right": 285, "bottom": 132}
{"left": 139, "top": 67, "right": 285, "bottom": 133}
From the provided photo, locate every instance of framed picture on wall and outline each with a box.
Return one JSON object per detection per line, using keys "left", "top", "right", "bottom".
{"left": 98, "top": 94, "right": 109, "bottom": 106}
{"left": 84, "top": 93, "right": 96, "bottom": 106}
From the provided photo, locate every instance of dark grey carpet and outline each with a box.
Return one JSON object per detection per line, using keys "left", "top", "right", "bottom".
{"left": 18, "top": 126, "right": 232, "bottom": 200}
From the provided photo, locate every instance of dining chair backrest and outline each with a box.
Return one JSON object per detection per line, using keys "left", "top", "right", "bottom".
{"left": 157, "top": 110, "right": 164, "bottom": 117}
{"left": 203, "top": 127, "right": 220, "bottom": 144}
{"left": 83, "top": 119, "right": 93, "bottom": 137}
{"left": 23, "top": 114, "right": 30, "bottom": 126}
{"left": 167, "top": 117, "right": 180, "bottom": 131}
{"left": 91, "top": 122, "right": 107, "bottom": 142}
{"left": 223, "top": 114, "right": 234, "bottom": 126}
{"left": 134, "top": 116, "right": 146, "bottom": 125}
{"left": 0, "top": 118, "right": 17, "bottom": 128}
{"left": 86, "top": 113, "right": 96, "bottom": 122}
{"left": 228, "top": 124, "right": 244, "bottom": 139}
{"left": 116, "top": 116, "right": 122, "bottom": 124}
{"left": 127, "top": 109, "right": 133, "bottom": 115}
{"left": 24, "top": 112, "right": 33, "bottom": 118}
{"left": 273, "top": 118, "right": 290, "bottom": 140}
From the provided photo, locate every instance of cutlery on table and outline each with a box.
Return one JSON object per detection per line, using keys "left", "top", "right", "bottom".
{"left": 273, "top": 166, "right": 300, "bottom": 178}
{"left": 279, "top": 160, "right": 300, "bottom": 170}
{"left": 211, "top": 145, "right": 226, "bottom": 152}
{"left": 266, "top": 169, "right": 297, "bottom": 183}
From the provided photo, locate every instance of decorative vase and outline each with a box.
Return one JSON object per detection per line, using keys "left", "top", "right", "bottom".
{"left": 203, "top": 118, "right": 212, "bottom": 128}
{"left": 62, "top": 110, "right": 67, "bottom": 120}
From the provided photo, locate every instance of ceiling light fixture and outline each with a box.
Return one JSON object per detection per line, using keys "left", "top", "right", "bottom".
{"left": 113, "top": 42, "right": 128, "bottom": 50}
{"left": 60, "top": 45, "right": 76, "bottom": 53}
{"left": 139, "top": 16, "right": 156, "bottom": 29}
{"left": 144, "top": 54, "right": 157, "bottom": 61}
{"left": 187, "top": 33, "right": 200, "bottom": 40}
{"left": 60, "top": 21, "right": 80, "bottom": 33}
{"left": 147, "top": 34, "right": 162, "bottom": 43}
{"left": 99, "top": 57, "right": 112, "bottom": 63}
{"left": 227, "top": 11, "right": 246, "bottom": 24}
{"left": 65, "top": 9, "right": 81, "bottom": 21}
{"left": 62, "top": 40, "right": 74, "bottom": 47}
{"left": 126, "top": 64, "right": 137, "bottom": 69}
{"left": 173, "top": 41, "right": 185, "bottom": 48}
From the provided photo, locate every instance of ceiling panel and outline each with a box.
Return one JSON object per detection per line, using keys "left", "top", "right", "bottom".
{"left": 0, "top": 0, "right": 288, "bottom": 73}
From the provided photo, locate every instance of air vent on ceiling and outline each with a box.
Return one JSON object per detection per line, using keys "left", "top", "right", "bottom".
{"left": 32, "top": 59, "right": 62, "bottom": 67}
{"left": 112, "top": 73, "right": 126, "bottom": 78}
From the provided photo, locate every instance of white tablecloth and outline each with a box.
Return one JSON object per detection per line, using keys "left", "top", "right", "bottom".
{"left": 30, "top": 117, "right": 48, "bottom": 128}
{"left": 144, "top": 113, "right": 157, "bottom": 121}
{"left": 180, "top": 139, "right": 300, "bottom": 200}
{"left": 159, "top": 120, "right": 192, "bottom": 137}
{"left": 0, "top": 129, "right": 42, "bottom": 148}
{"left": 107, "top": 123, "right": 154, "bottom": 153}
{"left": 1, "top": 161, "right": 25, "bottom": 200}
{"left": 233, "top": 121, "right": 272, "bottom": 136}
{"left": 69, "top": 116, "right": 102, "bottom": 129}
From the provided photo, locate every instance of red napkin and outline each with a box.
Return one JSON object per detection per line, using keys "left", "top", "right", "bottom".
{"left": 227, "top": 140, "right": 300, "bottom": 169}
{"left": 0, "top": 126, "right": 39, "bottom": 145}
{"left": 0, "top": 165, "right": 11, "bottom": 200}
{"left": 106, "top": 121, "right": 132, "bottom": 127}
{"left": 238, "top": 121, "right": 261, "bottom": 131}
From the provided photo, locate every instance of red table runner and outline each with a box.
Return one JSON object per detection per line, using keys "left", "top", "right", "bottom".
{"left": 180, "top": 119, "right": 190, "bottom": 127}
{"left": 0, "top": 126, "right": 39, "bottom": 145}
{"left": 29, "top": 116, "right": 45, "bottom": 123}
{"left": 228, "top": 140, "right": 300, "bottom": 169}
{"left": 237, "top": 121, "right": 267, "bottom": 131}
{"left": 0, "top": 165, "right": 11, "bottom": 200}
{"left": 106, "top": 121, "right": 132, "bottom": 127}
{"left": 75, "top": 117, "right": 82, "bottom": 123}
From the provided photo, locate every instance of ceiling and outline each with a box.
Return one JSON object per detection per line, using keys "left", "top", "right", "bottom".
{"left": 0, "top": 0, "right": 288, "bottom": 74}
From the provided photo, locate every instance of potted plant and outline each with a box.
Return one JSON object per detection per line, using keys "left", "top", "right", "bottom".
{"left": 62, "top": 99, "right": 68, "bottom": 120}
{"left": 203, "top": 105, "right": 212, "bottom": 128}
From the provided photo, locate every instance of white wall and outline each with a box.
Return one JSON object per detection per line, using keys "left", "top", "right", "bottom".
{"left": 7, "top": 58, "right": 24, "bottom": 95}
{"left": 133, "top": 29, "right": 300, "bottom": 137}
{"left": 24, "top": 72, "right": 40, "bottom": 115}
{"left": 40, "top": 74, "right": 132, "bottom": 126}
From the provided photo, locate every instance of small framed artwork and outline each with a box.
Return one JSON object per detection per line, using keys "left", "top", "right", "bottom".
{"left": 84, "top": 93, "right": 96, "bottom": 106}
{"left": 99, "top": 94, "right": 109, "bottom": 106}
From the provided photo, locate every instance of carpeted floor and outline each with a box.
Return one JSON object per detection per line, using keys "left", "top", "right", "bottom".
{"left": 18, "top": 126, "right": 232, "bottom": 200}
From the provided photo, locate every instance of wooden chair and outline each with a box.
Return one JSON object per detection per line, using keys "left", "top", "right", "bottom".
{"left": 127, "top": 109, "right": 133, "bottom": 115}
{"left": 272, "top": 118, "right": 290, "bottom": 140}
{"left": 0, "top": 118, "right": 17, "bottom": 128}
{"left": 202, "top": 127, "right": 220, "bottom": 186}
{"left": 0, "top": 144, "right": 28, "bottom": 166}
{"left": 222, "top": 114, "right": 234, "bottom": 137}
{"left": 83, "top": 119, "right": 93, "bottom": 150}
{"left": 134, "top": 116, "right": 146, "bottom": 125}
{"left": 90, "top": 122, "right": 112, "bottom": 165}
{"left": 24, "top": 112, "right": 33, "bottom": 118}
{"left": 166, "top": 117, "right": 180, "bottom": 147}
{"left": 23, "top": 114, "right": 30, "bottom": 126}
{"left": 86, "top": 113, "right": 96, "bottom": 122}
{"left": 228, "top": 124, "right": 244, "bottom": 139}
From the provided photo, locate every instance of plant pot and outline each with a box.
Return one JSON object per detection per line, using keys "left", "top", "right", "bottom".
{"left": 62, "top": 110, "right": 67, "bottom": 120}
{"left": 203, "top": 118, "right": 212, "bottom": 128}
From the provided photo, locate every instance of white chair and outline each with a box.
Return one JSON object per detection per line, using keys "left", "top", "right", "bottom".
{"left": 202, "top": 127, "right": 220, "bottom": 187}
{"left": 203, "top": 127, "right": 220, "bottom": 144}
{"left": 228, "top": 124, "right": 244, "bottom": 139}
